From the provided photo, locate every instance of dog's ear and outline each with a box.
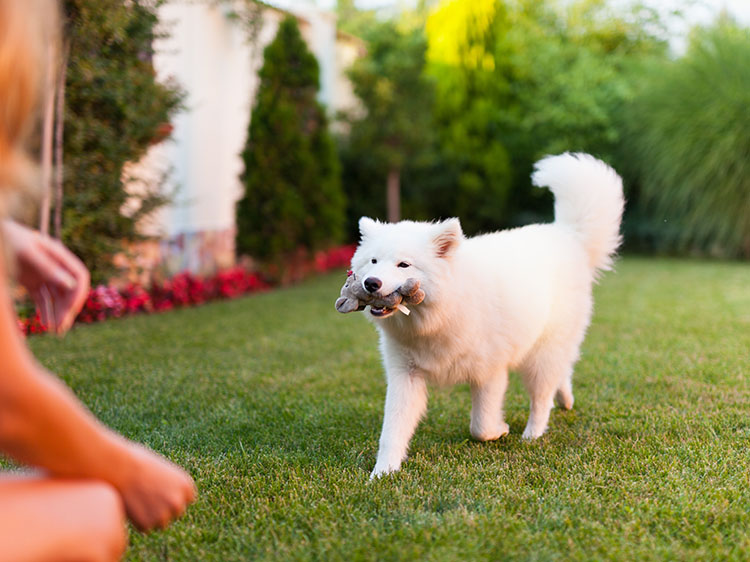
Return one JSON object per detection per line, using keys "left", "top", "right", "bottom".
{"left": 433, "top": 218, "right": 463, "bottom": 258}
{"left": 359, "top": 217, "right": 380, "bottom": 240}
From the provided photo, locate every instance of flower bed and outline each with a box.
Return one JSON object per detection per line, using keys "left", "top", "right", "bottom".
{"left": 17, "top": 244, "right": 356, "bottom": 336}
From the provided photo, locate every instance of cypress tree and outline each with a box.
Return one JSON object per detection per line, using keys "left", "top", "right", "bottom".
{"left": 236, "top": 16, "right": 345, "bottom": 271}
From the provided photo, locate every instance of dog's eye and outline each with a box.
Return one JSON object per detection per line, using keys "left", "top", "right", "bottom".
{"left": 371, "top": 258, "right": 377, "bottom": 264}
{"left": 397, "top": 262, "right": 410, "bottom": 268}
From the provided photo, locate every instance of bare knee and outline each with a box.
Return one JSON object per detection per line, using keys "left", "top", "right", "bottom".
{"left": 78, "top": 482, "right": 128, "bottom": 562}
{"left": 0, "top": 478, "right": 128, "bottom": 562}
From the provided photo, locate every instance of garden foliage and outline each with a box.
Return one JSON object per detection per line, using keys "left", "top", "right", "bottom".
{"left": 343, "top": 21, "right": 435, "bottom": 225}
{"left": 340, "top": 0, "right": 667, "bottom": 237}
{"left": 342, "top": 1, "right": 749, "bottom": 259}
{"left": 619, "top": 18, "right": 750, "bottom": 258}
{"left": 60, "top": 0, "right": 183, "bottom": 282}
{"left": 235, "top": 17, "right": 346, "bottom": 272}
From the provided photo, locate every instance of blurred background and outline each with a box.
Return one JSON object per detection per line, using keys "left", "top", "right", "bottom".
{"left": 41, "top": 0, "right": 750, "bottom": 285}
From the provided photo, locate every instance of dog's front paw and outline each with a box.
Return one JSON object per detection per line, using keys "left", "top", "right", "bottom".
{"left": 521, "top": 424, "right": 546, "bottom": 440}
{"left": 369, "top": 460, "right": 401, "bottom": 480}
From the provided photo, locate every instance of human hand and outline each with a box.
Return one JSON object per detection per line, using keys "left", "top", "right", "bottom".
{"left": 1, "top": 220, "right": 90, "bottom": 334}
{"left": 113, "top": 441, "right": 196, "bottom": 532}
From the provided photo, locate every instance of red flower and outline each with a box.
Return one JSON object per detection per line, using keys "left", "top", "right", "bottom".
{"left": 28, "top": 311, "right": 48, "bottom": 335}
{"left": 76, "top": 285, "right": 125, "bottom": 324}
{"left": 24, "top": 243, "right": 356, "bottom": 334}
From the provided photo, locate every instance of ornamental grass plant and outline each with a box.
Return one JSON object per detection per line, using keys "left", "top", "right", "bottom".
{"left": 620, "top": 18, "right": 750, "bottom": 257}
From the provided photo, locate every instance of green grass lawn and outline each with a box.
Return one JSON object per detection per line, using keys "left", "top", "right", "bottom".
{"left": 28, "top": 258, "right": 750, "bottom": 561}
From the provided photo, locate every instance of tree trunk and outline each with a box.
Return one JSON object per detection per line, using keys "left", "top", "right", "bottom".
{"left": 386, "top": 166, "right": 400, "bottom": 223}
{"left": 53, "top": 41, "right": 69, "bottom": 240}
{"left": 39, "top": 44, "right": 56, "bottom": 235}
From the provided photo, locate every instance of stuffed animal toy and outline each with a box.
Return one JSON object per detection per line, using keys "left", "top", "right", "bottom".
{"left": 335, "top": 272, "right": 425, "bottom": 315}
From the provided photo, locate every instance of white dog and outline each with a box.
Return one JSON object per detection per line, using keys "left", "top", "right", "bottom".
{"left": 348, "top": 153, "right": 624, "bottom": 478}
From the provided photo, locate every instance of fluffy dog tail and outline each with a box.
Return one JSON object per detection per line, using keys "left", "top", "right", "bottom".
{"left": 531, "top": 152, "right": 624, "bottom": 273}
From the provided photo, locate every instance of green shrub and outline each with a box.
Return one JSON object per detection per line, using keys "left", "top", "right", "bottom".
{"left": 236, "top": 17, "right": 345, "bottom": 272}
{"left": 61, "top": 0, "right": 183, "bottom": 282}
{"left": 621, "top": 18, "right": 750, "bottom": 258}
{"left": 426, "top": 1, "right": 650, "bottom": 225}
{"left": 339, "top": 0, "right": 668, "bottom": 238}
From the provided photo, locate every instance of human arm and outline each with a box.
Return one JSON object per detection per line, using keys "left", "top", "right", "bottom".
{"left": 1, "top": 219, "right": 89, "bottom": 334}
{"left": 0, "top": 252, "right": 195, "bottom": 530}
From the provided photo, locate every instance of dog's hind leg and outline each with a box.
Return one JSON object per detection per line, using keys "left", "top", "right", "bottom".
{"left": 520, "top": 353, "right": 575, "bottom": 440}
{"left": 521, "top": 386, "right": 557, "bottom": 440}
{"left": 555, "top": 375, "right": 574, "bottom": 410}
{"left": 470, "top": 371, "right": 510, "bottom": 441}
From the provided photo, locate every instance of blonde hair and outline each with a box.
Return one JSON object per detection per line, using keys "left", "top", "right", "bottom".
{"left": 0, "top": 0, "right": 60, "bottom": 218}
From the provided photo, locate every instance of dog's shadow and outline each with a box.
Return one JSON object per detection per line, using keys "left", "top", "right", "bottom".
{"left": 136, "top": 376, "right": 582, "bottom": 476}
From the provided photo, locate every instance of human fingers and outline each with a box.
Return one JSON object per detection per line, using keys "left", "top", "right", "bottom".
{"left": 154, "top": 476, "right": 195, "bottom": 529}
{"left": 36, "top": 237, "right": 90, "bottom": 298}
{"left": 126, "top": 476, "right": 194, "bottom": 532}
{"left": 39, "top": 285, "right": 57, "bottom": 332}
{"left": 17, "top": 240, "right": 76, "bottom": 294}
{"left": 44, "top": 285, "right": 74, "bottom": 335}
{"left": 29, "top": 286, "right": 55, "bottom": 331}
{"left": 51, "top": 282, "right": 87, "bottom": 334}
{"left": 39, "top": 236, "right": 89, "bottom": 289}
{"left": 117, "top": 445, "right": 196, "bottom": 532}
{"left": 35, "top": 239, "right": 90, "bottom": 333}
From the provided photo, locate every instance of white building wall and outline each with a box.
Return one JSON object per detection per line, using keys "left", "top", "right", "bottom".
{"left": 150, "top": 3, "right": 256, "bottom": 237}
{"left": 132, "top": 1, "right": 358, "bottom": 274}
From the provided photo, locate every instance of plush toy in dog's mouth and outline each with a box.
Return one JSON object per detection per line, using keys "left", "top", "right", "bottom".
{"left": 335, "top": 272, "right": 425, "bottom": 317}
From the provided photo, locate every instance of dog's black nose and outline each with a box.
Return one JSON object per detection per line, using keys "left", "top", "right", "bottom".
{"left": 364, "top": 277, "right": 382, "bottom": 294}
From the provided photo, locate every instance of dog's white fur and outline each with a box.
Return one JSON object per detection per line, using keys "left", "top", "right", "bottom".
{"left": 349, "top": 153, "right": 625, "bottom": 478}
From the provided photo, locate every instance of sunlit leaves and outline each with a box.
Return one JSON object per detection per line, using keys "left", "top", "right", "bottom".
{"left": 426, "top": 0, "right": 497, "bottom": 71}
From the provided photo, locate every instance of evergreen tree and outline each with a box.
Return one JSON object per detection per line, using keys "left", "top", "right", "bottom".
{"left": 236, "top": 17, "right": 345, "bottom": 270}
{"left": 345, "top": 21, "right": 434, "bottom": 224}
{"left": 61, "top": 0, "right": 182, "bottom": 282}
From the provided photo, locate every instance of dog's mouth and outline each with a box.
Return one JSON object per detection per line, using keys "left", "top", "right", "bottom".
{"left": 369, "top": 305, "right": 396, "bottom": 318}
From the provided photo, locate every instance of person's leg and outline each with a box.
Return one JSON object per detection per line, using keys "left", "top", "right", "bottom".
{"left": 0, "top": 475, "right": 127, "bottom": 562}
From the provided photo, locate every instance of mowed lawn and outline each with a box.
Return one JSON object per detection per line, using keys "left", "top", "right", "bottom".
{"left": 28, "top": 258, "right": 750, "bottom": 561}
